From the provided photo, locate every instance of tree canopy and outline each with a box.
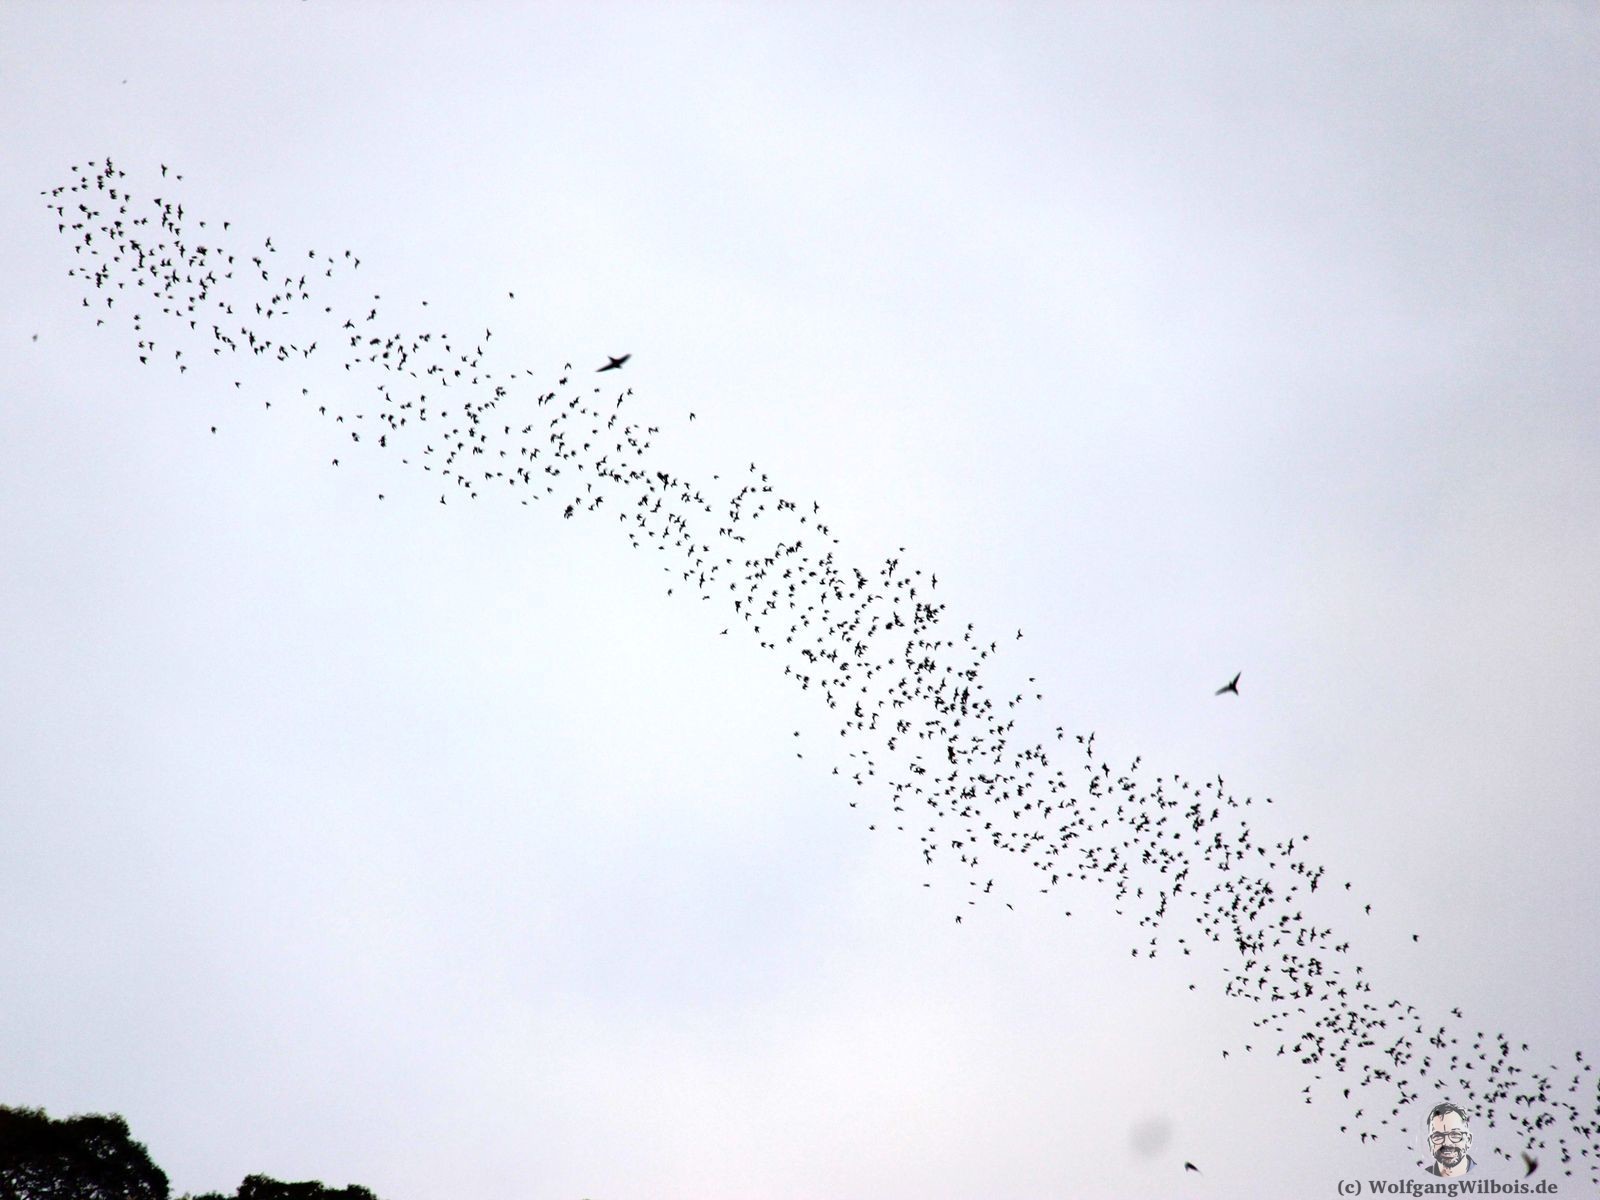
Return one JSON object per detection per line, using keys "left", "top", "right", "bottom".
{"left": 0, "top": 1108, "right": 380, "bottom": 1200}
{"left": 190, "top": 1175, "right": 378, "bottom": 1200}
{"left": 0, "top": 1107, "right": 167, "bottom": 1200}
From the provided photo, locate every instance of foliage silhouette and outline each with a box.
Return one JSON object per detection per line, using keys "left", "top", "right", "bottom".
{"left": 0, "top": 1106, "right": 168, "bottom": 1200}
{"left": 1, "top": 1108, "right": 380, "bottom": 1200}
{"left": 188, "top": 1175, "right": 378, "bottom": 1200}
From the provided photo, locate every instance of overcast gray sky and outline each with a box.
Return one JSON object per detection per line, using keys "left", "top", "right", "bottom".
{"left": 3, "top": 4, "right": 1599, "bottom": 1198}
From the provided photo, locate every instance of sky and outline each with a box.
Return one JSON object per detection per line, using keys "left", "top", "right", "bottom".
{"left": 3, "top": 3, "right": 1599, "bottom": 1198}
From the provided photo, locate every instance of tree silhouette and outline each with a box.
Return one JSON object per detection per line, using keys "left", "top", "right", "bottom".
{"left": 0, "top": 1106, "right": 168, "bottom": 1200}
{"left": 1, "top": 1108, "right": 381, "bottom": 1200}
{"left": 188, "top": 1175, "right": 378, "bottom": 1200}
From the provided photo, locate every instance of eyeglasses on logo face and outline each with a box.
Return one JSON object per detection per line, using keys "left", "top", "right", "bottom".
{"left": 1428, "top": 1131, "right": 1469, "bottom": 1146}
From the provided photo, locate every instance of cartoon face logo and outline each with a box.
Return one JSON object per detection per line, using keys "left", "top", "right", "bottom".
{"left": 1424, "top": 1102, "right": 1474, "bottom": 1177}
